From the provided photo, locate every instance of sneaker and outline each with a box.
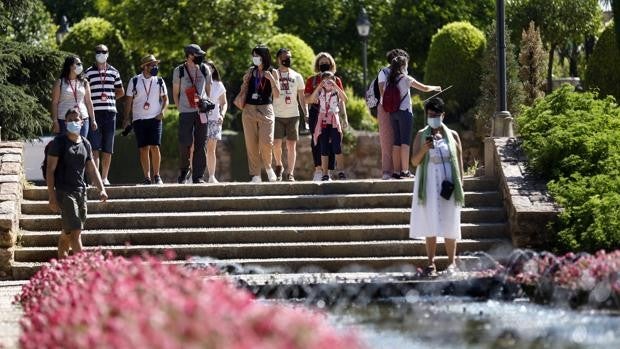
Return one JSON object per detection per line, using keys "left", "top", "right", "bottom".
{"left": 141, "top": 177, "right": 152, "bottom": 185}
{"left": 208, "top": 176, "right": 218, "bottom": 183}
{"left": 153, "top": 175, "right": 163, "bottom": 185}
{"left": 400, "top": 171, "right": 415, "bottom": 178}
{"left": 312, "top": 171, "right": 323, "bottom": 182}
{"left": 445, "top": 263, "right": 459, "bottom": 276}
{"left": 321, "top": 174, "right": 330, "bottom": 181}
{"left": 382, "top": 173, "right": 392, "bottom": 180}
{"left": 266, "top": 168, "right": 277, "bottom": 182}
{"left": 193, "top": 178, "right": 206, "bottom": 184}
{"left": 338, "top": 172, "right": 347, "bottom": 180}
{"left": 177, "top": 169, "right": 190, "bottom": 184}
{"left": 102, "top": 178, "right": 111, "bottom": 186}
{"left": 392, "top": 173, "right": 402, "bottom": 179}
{"left": 250, "top": 175, "right": 262, "bottom": 183}
{"left": 284, "top": 173, "right": 295, "bottom": 182}
{"left": 274, "top": 165, "right": 283, "bottom": 181}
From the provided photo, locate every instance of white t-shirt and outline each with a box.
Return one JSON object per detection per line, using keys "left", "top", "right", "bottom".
{"left": 208, "top": 80, "right": 226, "bottom": 121}
{"left": 126, "top": 74, "right": 168, "bottom": 121}
{"left": 380, "top": 68, "right": 414, "bottom": 113}
{"left": 273, "top": 68, "right": 305, "bottom": 118}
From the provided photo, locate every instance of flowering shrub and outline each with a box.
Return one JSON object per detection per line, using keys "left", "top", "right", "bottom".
{"left": 16, "top": 252, "right": 364, "bottom": 349}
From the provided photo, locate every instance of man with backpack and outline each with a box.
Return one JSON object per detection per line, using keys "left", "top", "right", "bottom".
{"left": 123, "top": 54, "right": 169, "bottom": 185}
{"left": 46, "top": 108, "right": 107, "bottom": 259}
{"left": 172, "top": 44, "right": 212, "bottom": 184}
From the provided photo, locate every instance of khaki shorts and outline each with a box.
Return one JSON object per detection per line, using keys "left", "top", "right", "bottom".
{"left": 274, "top": 117, "right": 299, "bottom": 141}
{"left": 56, "top": 190, "right": 87, "bottom": 232}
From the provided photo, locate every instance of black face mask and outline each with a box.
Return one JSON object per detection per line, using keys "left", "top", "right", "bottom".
{"left": 281, "top": 58, "right": 291, "bottom": 67}
{"left": 193, "top": 55, "right": 204, "bottom": 65}
{"left": 319, "top": 63, "right": 330, "bottom": 72}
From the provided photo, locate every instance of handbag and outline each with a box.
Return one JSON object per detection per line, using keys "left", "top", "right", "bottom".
{"left": 437, "top": 146, "right": 455, "bottom": 200}
{"left": 233, "top": 69, "right": 251, "bottom": 110}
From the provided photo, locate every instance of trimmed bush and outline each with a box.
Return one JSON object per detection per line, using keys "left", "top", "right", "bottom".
{"left": 265, "top": 34, "right": 315, "bottom": 80}
{"left": 585, "top": 21, "right": 620, "bottom": 101}
{"left": 518, "top": 85, "right": 620, "bottom": 251}
{"left": 344, "top": 87, "right": 377, "bottom": 131}
{"left": 59, "top": 17, "right": 134, "bottom": 85}
{"left": 424, "top": 21, "right": 486, "bottom": 119}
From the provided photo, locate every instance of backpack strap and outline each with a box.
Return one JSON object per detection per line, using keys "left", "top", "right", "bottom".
{"left": 132, "top": 76, "right": 138, "bottom": 96}
{"left": 157, "top": 77, "right": 165, "bottom": 104}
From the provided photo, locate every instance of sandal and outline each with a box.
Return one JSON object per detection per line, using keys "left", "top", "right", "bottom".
{"left": 321, "top": 175, "right": 330, "bottom": 181}
{"left": 338, "top": 172, "right": 347, "bottom": 180}
{"left": 422, "top": 264, "right": 437, "bottom": 277}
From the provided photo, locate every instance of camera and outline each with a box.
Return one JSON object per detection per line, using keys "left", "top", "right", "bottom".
{"left": 121, "top": 124, "right": 133, "bottom": 137}
{"left": 198, "top": 97, "right": 216, "bottom": 113}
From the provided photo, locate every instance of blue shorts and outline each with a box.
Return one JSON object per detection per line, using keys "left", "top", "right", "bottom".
{"left": 88, "top": 110, "right": 116, "bottom": 153}
{"left": 319, "top": 125, "right": 342, "bottom": 156}
{"left": 57, "top": 118, "right": 89, "bottom": 138}
{"left": 134, "top": 118, "right": 162, "bottom": 148}
{"left": 390, "top": 110, "right": 413, "bottom": 146}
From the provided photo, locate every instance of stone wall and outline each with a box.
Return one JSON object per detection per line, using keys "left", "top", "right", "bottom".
{"left": 0, "top": 142, "right": 23, "bottom": 278}
{"left": 486, "top": 137, "right": 560, "bottom": 249}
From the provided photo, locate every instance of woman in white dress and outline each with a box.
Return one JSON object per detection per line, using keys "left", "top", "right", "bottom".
{"left": 410, "top": 97, "right": 464, "bottom": 275}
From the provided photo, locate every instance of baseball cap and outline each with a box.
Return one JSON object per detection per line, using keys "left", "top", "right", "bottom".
{"left": 185, "top": 44, "right": 205, "bottom": 56}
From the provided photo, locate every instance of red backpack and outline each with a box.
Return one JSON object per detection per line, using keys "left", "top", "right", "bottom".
{"left": 382, "top": 75, "right": 406, "bottom": 113}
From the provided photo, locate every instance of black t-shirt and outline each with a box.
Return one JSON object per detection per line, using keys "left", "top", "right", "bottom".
{"left": 48, "top": 135, "right": 92, "bottom": 192}
{"left": 245, "top": 68, "right": 274, "bottom": 105}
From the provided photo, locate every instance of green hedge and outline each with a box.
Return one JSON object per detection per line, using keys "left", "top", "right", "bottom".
{"left": 424, "top": 21, "right": 486, "bottom": 119}
{"left": 264, "top": 34, "right": 315, "bottom": 81}
{"left": 585, "top": 21, "right": 620, "bottom": 102}
{"left": 344, "top": 87, "right": 377, "bottom": 132}
{"left": 517, "top": 85, "right": 620, "bottom": 252}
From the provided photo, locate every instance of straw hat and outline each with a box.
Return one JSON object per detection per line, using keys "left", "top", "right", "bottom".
{"left": 140, "top": 54, "right": 160, "bottom": 67}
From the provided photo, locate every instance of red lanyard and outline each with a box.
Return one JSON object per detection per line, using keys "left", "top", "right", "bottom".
{"left": 98, "top": 65, "right": 107, "bottom": 86}
{"left": 68, "top": 79, "right": 79, "bottom": 106}
{"left": 142, "top": 78, "right": 153, "bottom": 100}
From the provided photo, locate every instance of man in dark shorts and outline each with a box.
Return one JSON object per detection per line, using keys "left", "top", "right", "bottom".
{"left": 124, "top": 54, "right": 169, "bottom": 184}
{"left": 46, "top": 108, "right": 108, "bottom": 259}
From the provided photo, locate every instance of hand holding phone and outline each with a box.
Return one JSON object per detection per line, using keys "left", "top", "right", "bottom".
{"left": 425, "top": 135, "right": 434, "bottom": 149}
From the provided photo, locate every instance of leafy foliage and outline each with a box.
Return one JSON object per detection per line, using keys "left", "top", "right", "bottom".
{"left": 424, "top": 21, "right": 486, "bottom": 119}
{"left": 59, "top": 17, "right": 134, "bottom": 83}
{"left": 264, "top": 33, "right": 315, "bottom": 80}
{"left": 0, "top": 39, "right": 66, "bottom": 139}
{"left": 0, "top": 0, "right": 57, "bottom": 48}
{"left": 473, "top": 21, "right": 524, "bottom": 141}
{"left": 585, "top": 21, "right": 620, "bottom": 101}
{"left": 518, "top": 21, "right": 548, "bottom": 106}
{"left": 518, "top": 85, "right": 620, "bottom": 251}
{"left": 344, "top": 87, "right": 377, "bottom": 132}
{"left": 41, "top": 0, "right": 99, "bottom": 25}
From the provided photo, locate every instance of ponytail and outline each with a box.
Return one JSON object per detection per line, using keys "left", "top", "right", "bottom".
{"left": 388, "top": 56, "right": 407, "bottom": 84}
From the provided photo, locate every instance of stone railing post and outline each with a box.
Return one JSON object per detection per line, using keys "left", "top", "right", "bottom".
{"left": 0, "top": 142, "right": 23, "bottom": 278}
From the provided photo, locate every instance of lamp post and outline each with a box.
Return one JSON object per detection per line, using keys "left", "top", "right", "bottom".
{"left": 56, "top": 15, "right": 69, "bottom": 45}
{"left": 493, "top": 0, "right": 513, "bottom": 137}
{"left": 356, "top": 8, "right": 371, "bottom": 88}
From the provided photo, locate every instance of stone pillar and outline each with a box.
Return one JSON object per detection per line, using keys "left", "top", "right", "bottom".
{"left": 0, "top": 142, "right": 23, "bottom": 278}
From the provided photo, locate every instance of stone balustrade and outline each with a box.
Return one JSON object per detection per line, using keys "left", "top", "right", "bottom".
{"left": 0, "top": 142, "right": 23, "bottom": 278}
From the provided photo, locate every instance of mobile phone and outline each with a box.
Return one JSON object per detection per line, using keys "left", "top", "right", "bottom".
{"left": 425, "top": 136, "right": 434, "bottom": 148}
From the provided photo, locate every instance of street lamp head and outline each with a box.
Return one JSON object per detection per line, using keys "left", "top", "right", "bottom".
{"left": 56, "top": 15, "right": 70, "bottom": 44}
{"left": 356, "top": 8, "right": 371, "bottom": 39}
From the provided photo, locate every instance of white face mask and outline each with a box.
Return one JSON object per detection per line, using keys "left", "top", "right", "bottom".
{"left": 74, "top": 64, "right": 83, "bottom": 75}
{"left": 96, "top": 53, "right": 108, "bottom": 64}
{"left": 252, "top": 56, "right": 262, "bottom": 66}
{"left": 427, "top": 117, "right": 442, "bottom": 129}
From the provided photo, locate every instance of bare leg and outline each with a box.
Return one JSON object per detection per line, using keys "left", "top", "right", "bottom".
{"left": 273, "top": 138, "right": 283, "bottom": 168}
{"left": 425, "top": 237, "right": 437, "bottom": 266}
{"left": 101, "top": 152, "right": 112, "bottom": 180}
{"left": 92, "top": 150, "right": 100, "bottom": 173}
{"left": 68, "top": 229, "right": 83, "bottom": 254}
{"left": 335, "top": 153, "right": 345, "bottom": 172}
{"left": 392, "top": 145, "right": 401, "bottom": 173}
{"left": 57, "top": 232, "right": 71, "bottom": 259}
{"left": 150, "top": 146, "right": 161, "bottom": 177}
{"left": 206, "top": 139, "right": 217, "bottom": 177}
{"left": 400, "top": 144, "right": 410, "bottom": 173}
{"left": 139, "top": 146, "right": 150, "bottom": 178}
{"left": 321, "top": 155, "right": 329, "bottom": 175}
{"left": 286, "top": 140, "right": 296, "bottom": 176}
{"left": 444, "top": 238, "right": 457, "bottom": 265}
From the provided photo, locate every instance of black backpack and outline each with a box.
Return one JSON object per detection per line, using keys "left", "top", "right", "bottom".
{"left": 41, "top": 135, "right": 67, "bottom": 180}
{"left": 177, "top": 63, "right": 209, "bottom": 80}
{"left": 132, "top": 75, "right": 165, "bottom": 103}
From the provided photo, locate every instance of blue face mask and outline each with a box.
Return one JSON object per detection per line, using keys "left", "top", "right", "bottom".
{"left": 427, "top": 117, "right": 442, "bottom": 129}
{"left": 66, "top": 121, "right": 82, "bottom": 134}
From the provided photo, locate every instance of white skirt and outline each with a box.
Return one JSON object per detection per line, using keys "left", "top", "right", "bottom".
{"left": 409, "top": 160, "right": 461, "bottom": 240}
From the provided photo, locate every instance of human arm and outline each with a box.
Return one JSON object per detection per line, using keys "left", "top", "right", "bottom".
{"left": 156, "top": 95, "right": 169, "bottom": 120}
{"left": 264, "top": 69, "right": 280, "bottom": 98}
{"left": 84, "top": 83, "right": 97, "bottom": 131}
{"left": 86, "top": 158, "right": 107, "bottom": 202}
{"left": 172, "top": 68, "right": 180, "bottom": 107}
{"left": 218, "top": 92, "right": 227, "bottom": 124}
{"left": 411, "top": 130, "right": 432, "bottom": 167}
{"left": 298, "top": 88, "right": 308, "bottom": 121}
{"left": 46, "top": 155, "right": 60, "bottom": 213}
{"left": 452, "top": 130, "right": 464, "bottom": 184}
{"left": 51, "top": 80, "right": 61, "bottom": 133}
{"left": 123, "top": 80, "right": 134, "bottom": 128}
{"left": 410, "top": 77, "right": 441, "bottom": 92}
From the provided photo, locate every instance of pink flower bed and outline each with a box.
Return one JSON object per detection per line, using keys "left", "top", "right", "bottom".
{"left": 16, "top": 252, "right": 364, "bottom": 349}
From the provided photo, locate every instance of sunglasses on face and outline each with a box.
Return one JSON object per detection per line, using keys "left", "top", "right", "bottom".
{"left": 96, "top": 50, "right": 108, "bottom": 54}
{"left": 75, "top": 62, "right": 83, "bottom": 66}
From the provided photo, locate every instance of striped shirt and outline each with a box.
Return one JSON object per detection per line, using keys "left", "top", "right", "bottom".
{"left": 84, "top": 64, "right": 123, "bottom": 112}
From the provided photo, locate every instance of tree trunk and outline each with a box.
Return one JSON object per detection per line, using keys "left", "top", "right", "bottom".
{"left": 569, "top": 44, "right": 579, "bottom": 77}
{"left": 546, "top": 44, "right": 555, "bottom": 93}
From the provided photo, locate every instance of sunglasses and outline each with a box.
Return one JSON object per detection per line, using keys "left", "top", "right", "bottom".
{"left": 75, "top": 62, "right": 83, "bottom": 66}
{"left": 96, "top": 50, "right": 108, "bottom": 54}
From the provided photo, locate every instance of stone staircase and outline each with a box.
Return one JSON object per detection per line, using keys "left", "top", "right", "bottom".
{"left": 12, "top": 178, "right": 509, "bottom": 279}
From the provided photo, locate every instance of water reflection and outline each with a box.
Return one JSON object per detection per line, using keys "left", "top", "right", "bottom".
{"left": 327, "top": 297, "right": 620, "bottom": 349}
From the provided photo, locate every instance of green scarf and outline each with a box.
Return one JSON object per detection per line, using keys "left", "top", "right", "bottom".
{"left": 416, "top": 124, "right": 464, "bottom": 205}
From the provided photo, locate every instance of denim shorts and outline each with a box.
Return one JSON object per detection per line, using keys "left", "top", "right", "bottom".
{"left": 134, "top": 118, "right": 162, "bottom": 147}
{"left": 88, "top": 110, "right": 116, "bottom": 153}
{"left": 390, "top": 110, "right": 413, "bottom": 146}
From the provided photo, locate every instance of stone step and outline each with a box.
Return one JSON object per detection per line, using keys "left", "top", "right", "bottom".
{"left": 19, "top": 223, "right": 508, "bottom": 247}
{"left": 11, "top": 256, "right": 479, "bottom": 280}
{"left": 22, "top": 177, "right": 498, "bottom": 201}
{"left": 14, "top": 239, "right": 506, "bottom": 263}
{"left": 20, "top": 191, "right": 502, "bottom": 214}
{"left": 20, "top": 207, "right": 507, "bottom": 231}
